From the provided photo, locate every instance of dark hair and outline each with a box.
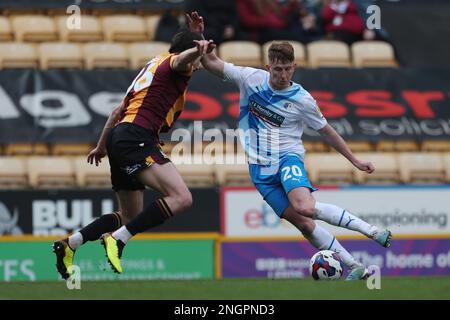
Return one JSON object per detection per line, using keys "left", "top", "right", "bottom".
{"left": 169, "top": 29, "right": 203, "bottom": 53}
{"left": 268, "top": 41, "right": 295, "bottom": 64}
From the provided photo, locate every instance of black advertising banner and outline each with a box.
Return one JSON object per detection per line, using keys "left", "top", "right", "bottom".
{"left": 0, "top": 188, "right": 219, "bottom": 235}
{"left": 0, "top": 0, "right": 186, "bottom": 11}
{"left": 0, "top": 68, "right": 449, "bottom": 143}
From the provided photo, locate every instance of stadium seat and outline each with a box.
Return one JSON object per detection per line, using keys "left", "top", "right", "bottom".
{"left": 307, "top": 40, "right": 351, "bottom": 68}
{"left": 0, "top": 43, "right": 38, "bottom": 69}
{"left": 443, "top": 153, "right": 450, "bottom": 183}
{"left": 11, "top": 15, "right": 58, "bottom": 42}
{"left": 398, "top": 152, "right": 445, "bottom": 184}
{"left": 55, "top": 15, "right": 103, "bottom": 42}
{"left": 353, "top": 153, "right": 400, "bottom": 184}
{"left": 421, "top": 140, "right": 450, "bottom": 152}
{"left": 303, "top": 141, "right": 329, "bottom": 152}
{"left": 27, "top": 156, "right": 76, "bottom": 188}
{"left": 83, "top": 42, "right": 129, "bottom": 69}
{"left": 0, "top": 157, "right": 28, "bottom": 189}
{"left": 218, "top": 41, "right": 262, "bottom": 67}
{"left": 215, "top": 161, "right": 252, "bottom": 186}
{"left": 351, "top": 41, "right": 397, "bottom": 68}
{"left": 170, "top": 155, "right": 216, "bottom": 187}
{"left": 346, "top": 141, "right": 374, "bottom": 152}
{"left": 262, "top": 41, "right": 306, "bottom": 67}
{"left": 39, "top": 42, "right": 83, "bottom": 69}
{"left": 51, "top": 143, "right": 94, "bottom": 156}
{"left": 376, "top": 140, "right": 419, "bottom": 152}
{"left": 128, "top": 41, "right": 170, "bottom": 69}
{"left": 102, "top": 15, "right": 148, "bottom": 42}
{"left": 145, "top": 15, "right": 161, "bottom": 41}
{"left": 0, "top": 17, "right": 13, "bottom": 41}
{"left": 305, "top": 153, "right": 354, "bottom": 184}
{"left": 4, "top": 143, "right": 49, "bottom": 156}
{"left": 73, "top": 156, "right": 111, "bottom": 188}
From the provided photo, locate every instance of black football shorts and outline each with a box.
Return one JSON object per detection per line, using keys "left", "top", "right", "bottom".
{"left": 106, "top": 122, "right": 170, "bottom": 191}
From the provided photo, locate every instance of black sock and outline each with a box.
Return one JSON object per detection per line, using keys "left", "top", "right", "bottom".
{"left": 79, "top": 212, "right": 122, "bottom": 243}
{"left": 126, "top": 199, "right": 173, "bottom": 236}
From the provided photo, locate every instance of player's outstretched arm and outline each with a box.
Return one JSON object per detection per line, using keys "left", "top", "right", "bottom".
{"left": 87, "top": 102, "right": 125, "bottom": 166}
{"left": 200, "top": 48, "right": 226, "bottom": 78}
{"left": 171, "top": 39, "right": 216, "bottom": 72}
{"left": 318, "top": 124, "right": 375, "bottom": 174}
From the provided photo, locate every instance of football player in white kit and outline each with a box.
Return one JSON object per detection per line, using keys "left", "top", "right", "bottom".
{"left": 201, "top": 41, "right": 392, "bottom": 280}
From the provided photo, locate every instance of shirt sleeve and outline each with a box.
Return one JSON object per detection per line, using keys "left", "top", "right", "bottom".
{"left": 299, "top": 92, "right": 328, "bottom": 130}
{"left": 222, "top": 62, "right": 258, "bottom": 88}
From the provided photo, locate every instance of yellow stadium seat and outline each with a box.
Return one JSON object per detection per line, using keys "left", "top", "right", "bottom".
{"left": 351, "top": 41, "right": 397, "bottom": 68}
{"left": 346, "top": 141, "right": 374, "bottom": 152}
{"left": 145, "top": 15, "right": 161, "bottom": 41}
{"left": 39, "top": 42, "right": 83, "bottom": 69}
{"left": 128, "top": 41, "right": 170, "bottom": 69}
{"left": 55, "top": 15, "right": 103, "bottom": 42}
{"left": 398, "top": 152, "right": 445, "bottom": 184}
{"left": 27, "top": 156, "right": 76, "bottom": 188}
{"left": 444, "top": 153, "right": 450, "bottom": 183}
{"left": 11, "top": 15, "right": 58, "bottom": 42}
{"left": 219, "top": 41, "right": 262, "bottom": 67}
{"left": 303, "top": 141, "right": 329, "bottom": 153}
{"left": 73, "top": 156, "right": 111, "bottom": 188}
{"left": 353, "top": 153, "right": 400, "bottom": 184}
{"left": 0, "top": 43, "right": 38, "bottom": 69}
{"left": 215, "top": 161, "right": 252, "bottom": 186}
{"left": 51, "top": 143, "right": 94, "bottom": 156}
{"left": 170, "top": 156, "right": 216, "bottom": 187}
{"left": 307, "top": 40, "right": 351, "bottom": 68}
{"left": 376, "top": 140, "right": 419, "bottom": 152}
{"left": 305, "top": 153, "right": 353, "bottom": 184}
{"left": 0, "top": 157, "right": 28, "bottom": 189}
{"left": 0, "top": 17, "right": 13, "bottom": 41}
{"left": 421, "top": 140, "right": 450, "bottom": 152}
{"left": 262, "top": 41, "right": 306, "bottom": 67}
{"left": 4, "top": 143, "right": 49, "bottom": 156}
{"left": 83, "top": 42, "right": 129, "bottom": 69}
{"left": 102, "top": 15, "right": 148, "bottom": 42}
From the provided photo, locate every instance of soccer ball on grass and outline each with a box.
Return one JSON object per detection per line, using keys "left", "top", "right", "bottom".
{"left": 309, "top": 250, "right": 344, "bottom": 280}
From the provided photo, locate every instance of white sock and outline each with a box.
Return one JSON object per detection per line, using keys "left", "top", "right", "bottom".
{"left": 112, "top": 226, "right": 133, "bottom": 243}
{"left": 305, "top": 223, "right": 359, "bottom": 268}
{"left": 314, "top": 202, "right": 377, "bottom": 237}
{"left": 68, "top": 232, "right": 83, "bottom": 250}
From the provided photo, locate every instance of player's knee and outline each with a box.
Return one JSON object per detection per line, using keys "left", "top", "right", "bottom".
{"left": 292, "top": 201, "right": 315, "bottom": 218}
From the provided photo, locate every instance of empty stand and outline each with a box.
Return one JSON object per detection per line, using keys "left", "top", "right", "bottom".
{"left": 4, "top": 143, "right": 49, "bottom": 156}
{"left": 398, "top": 152, "right": 445, "bottom": 184}
{"left": 170, "top": 155, "right": 216, "bottom": 187}
{"left": 352, "top": 41, "right": 397, "bottom": 67}
{"left": 128, "top": 41, "right": 170, "bottom": 69}
{"left": 11, "top": 15, "right": 58, "bottom": 42}
{"left": 39, "top": 42, "right": 83, "bottom": 69}
{"left": 73, "top": 156, "right": 111, "bottom": 188}
{"left": 444, "top": 153, "right": 450, "bottom": 183}
{"left": 353, "top": 153, "right": 400, "bottom": 184}
{"left": 346, "top": 141, "right": 374, "bottom": 152}
{"left": 0, "top": 43, "right": 38, "bottom": 68}
{"left": 305, "top": 153, "right": 353, "bottom": 184}
{"left": 376, "top": 140, "right": 420, "bottom": 152}
{"left": 0, "top": 157, "right": 28, "bottom": 189}
{"left": 83, "top": 42, "right": 129, "bottom": 69}
{"left": 218, "top": 41, "right": 262, "bottom": 67}
{"left": 262, "top": 41, "right": 306, "bottom": 67}
{"left": 27, "top": 156, "right": 76, "bottom": 188}
{"left": 56, "top": 15, "right": 103, "bottom": 42}
{"left": 102, "top": 15, "right": 148, "bottom": 42}
{"left": 0, "top": 17, "right": 13, "bottom": 41}
{"left": 51, "top": 143, "right": 94, "bottom": 156}
{"left": 421, "top": 140, "right": 450, "bottom": 152}
{"left": 307, "top": 40, "right": 351, "bottom": 68}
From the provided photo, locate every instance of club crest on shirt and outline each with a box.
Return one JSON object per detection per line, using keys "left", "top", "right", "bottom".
{"left": 284, "top": 102, "right": 293, "bottom": 109}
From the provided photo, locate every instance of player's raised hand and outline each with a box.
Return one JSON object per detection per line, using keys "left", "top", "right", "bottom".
{"left": 87, "top": 146, "right": 107, "bottom": 166}
{"left": 353, "top": 159, "right": 375, "bottom": 174}
{"left": 186, "top": 11, "right": 204, "bottom": 33}
{"left": 194, "top": 39, "right": 216, "bottom": 56}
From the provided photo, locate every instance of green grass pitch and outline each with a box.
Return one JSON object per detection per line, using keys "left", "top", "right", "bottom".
{"left": 0, "top": 277, "right": 449, "bottom": 300}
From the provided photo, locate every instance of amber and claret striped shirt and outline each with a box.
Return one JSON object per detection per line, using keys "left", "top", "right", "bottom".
{"left": 119, "top": 53, "right": 192, "bottom": 133}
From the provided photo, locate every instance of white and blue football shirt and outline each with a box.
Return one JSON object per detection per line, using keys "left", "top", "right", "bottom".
{"left": 223, "top": 63, "right": 327, "bottom": 165}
